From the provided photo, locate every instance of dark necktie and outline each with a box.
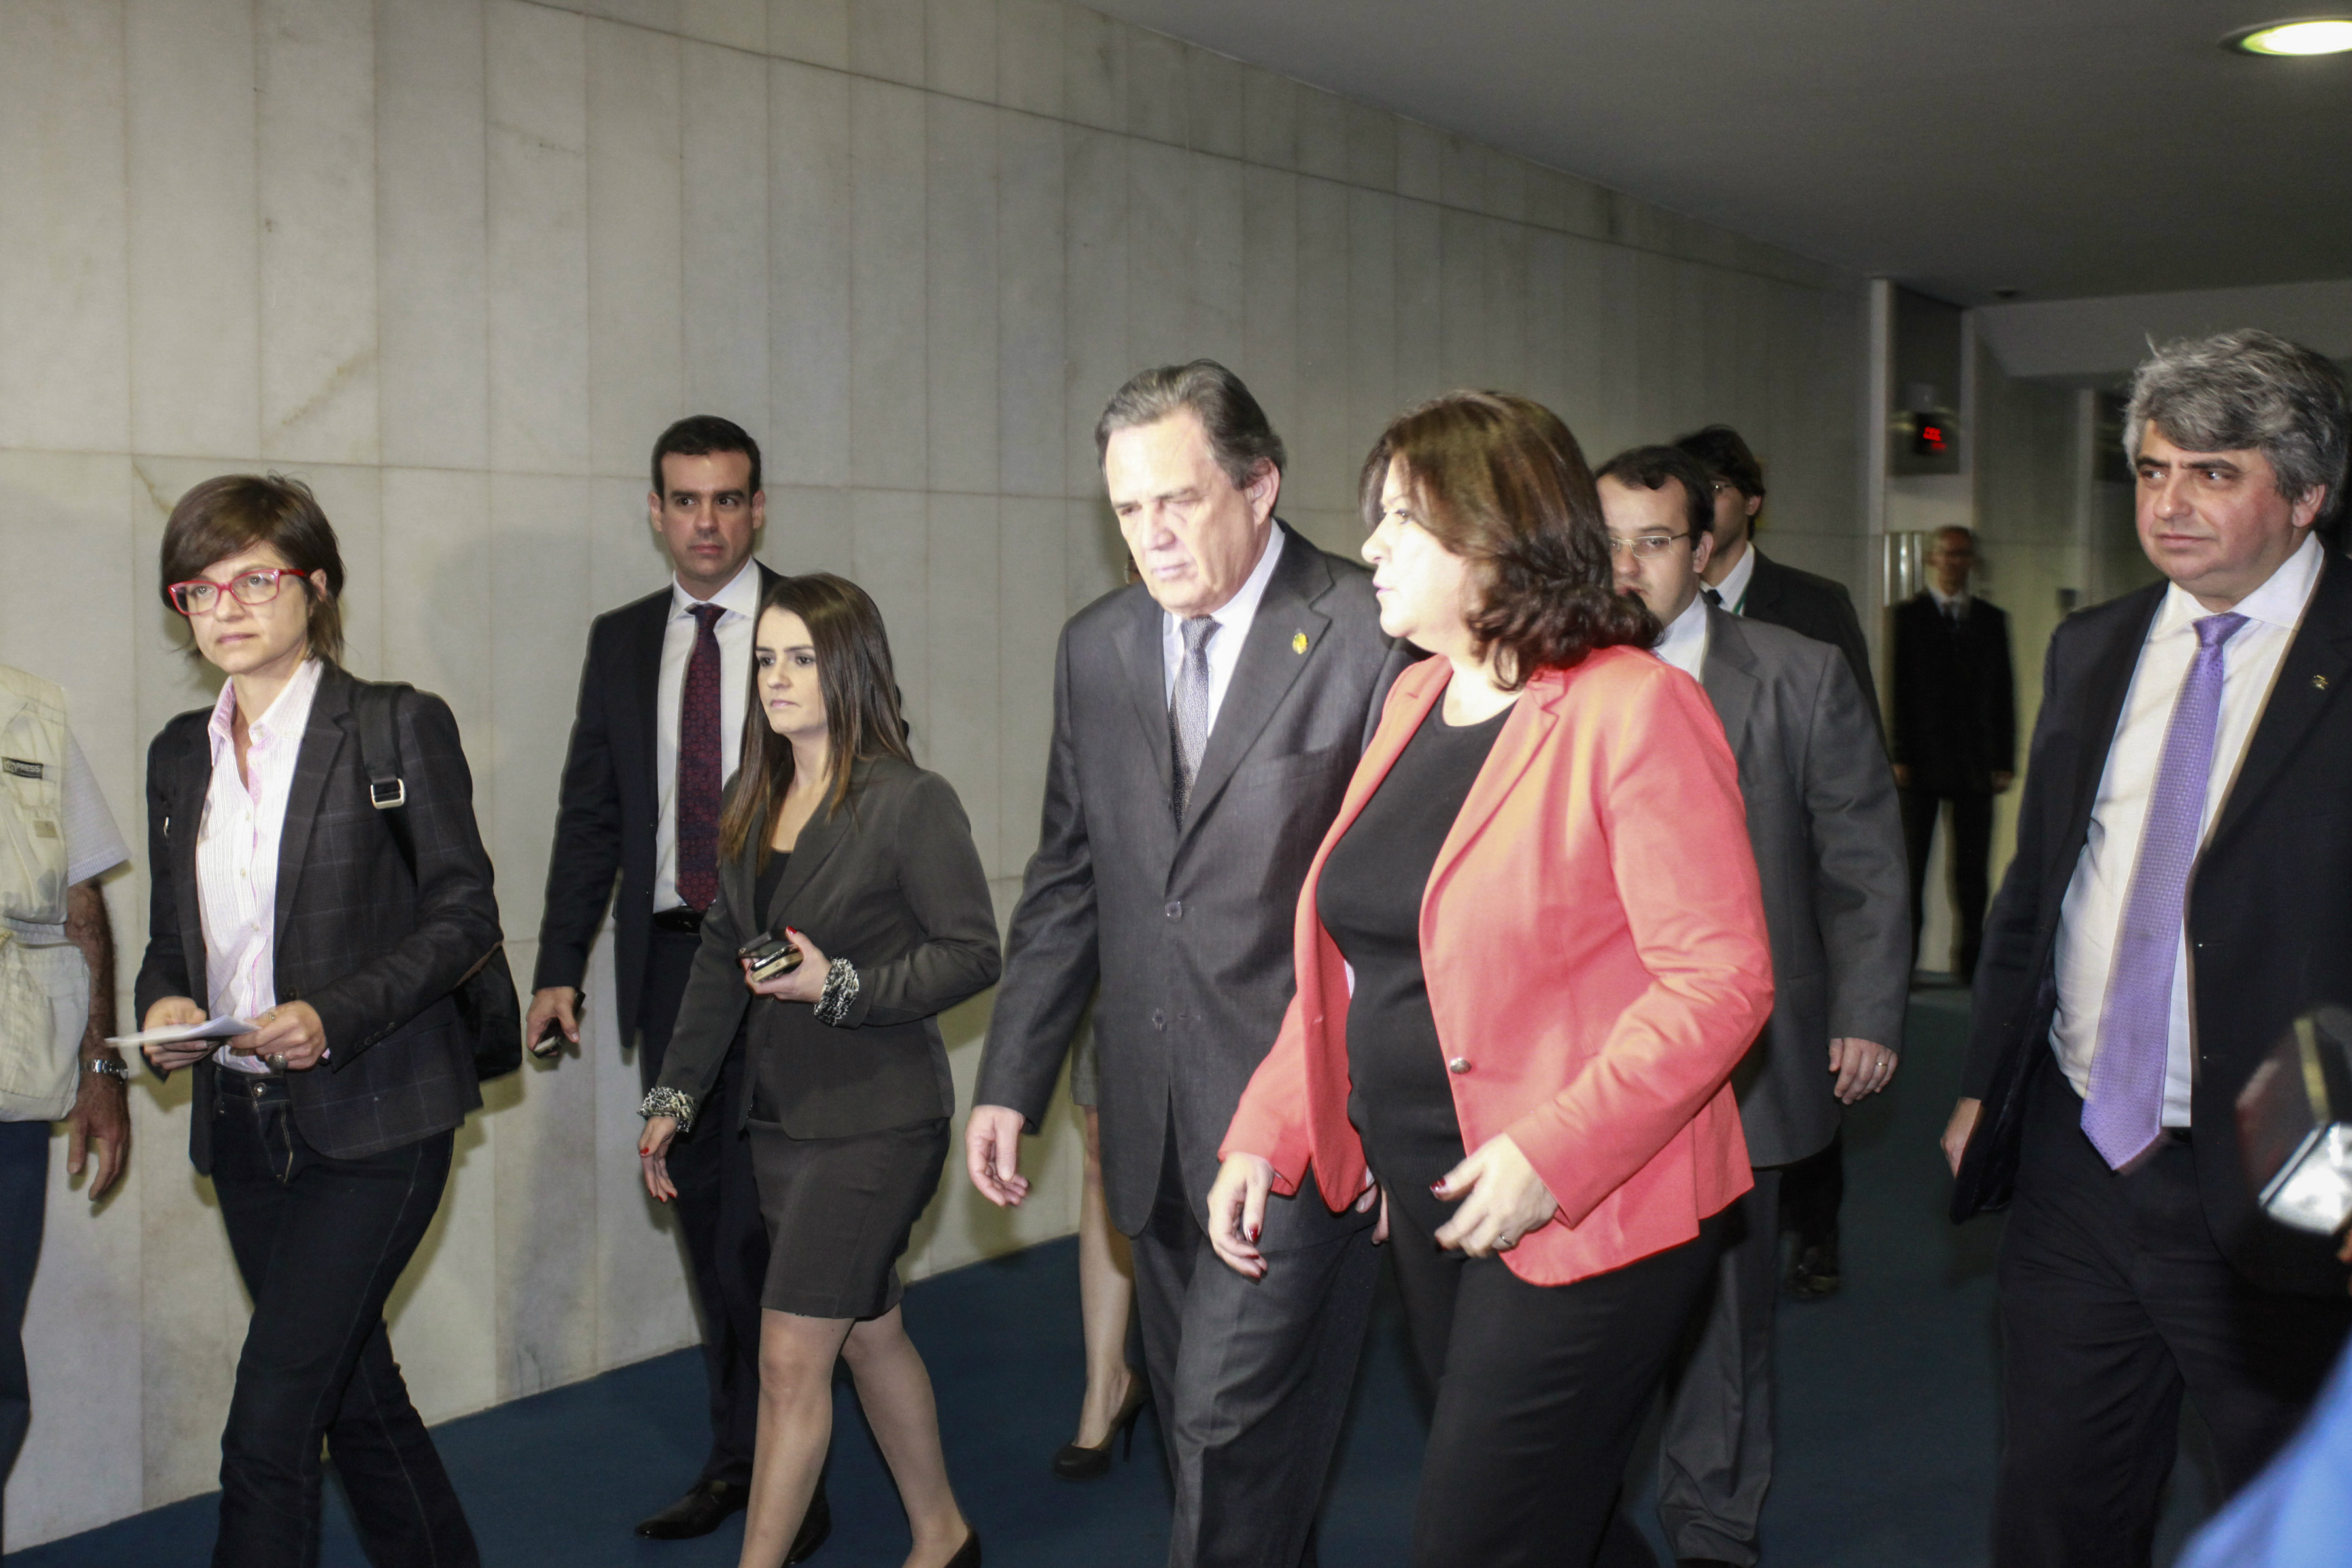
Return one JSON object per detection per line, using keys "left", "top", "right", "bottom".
{"left": 1170, "top": 617, "right": 1217, "bottom": 821}
{"left": 676, "top": 603, "right": 724, "bottom": 912}
{"left": 1703, "top": 587, "right": 1723, "bottom": 609}
{"left": 2080, "top": 611, "right": 2247, "bottom": 1168}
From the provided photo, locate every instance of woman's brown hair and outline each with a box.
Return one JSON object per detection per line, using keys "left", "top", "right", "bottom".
{"left": 158, "top": 474, "right": 347, "bottom": 664}
{"left": 718, "top": 573, "right": 917, "bottom": 866}
{"left": 1358, "top": 391, "right": 1656, "bottom": 686}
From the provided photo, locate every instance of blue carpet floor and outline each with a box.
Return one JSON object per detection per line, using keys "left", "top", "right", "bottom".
{"left": 17, "top": 990, "right": 2221, "bottom": 1566}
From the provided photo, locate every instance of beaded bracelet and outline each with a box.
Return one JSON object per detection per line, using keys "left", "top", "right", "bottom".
{"left": 814, "top": 958, "right": 861, "bottom": 1027}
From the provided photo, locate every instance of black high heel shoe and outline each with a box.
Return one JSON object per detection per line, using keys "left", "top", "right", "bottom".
{"left": 941, "top": 1525, "right": 982, "bottom": 1566}
{"left": 1051, "top": 1376, "right": 1150, "bottom": 1480}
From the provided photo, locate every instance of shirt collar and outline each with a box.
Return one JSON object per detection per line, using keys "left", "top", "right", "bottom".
{"left": 1168, "top": 524, "right": 1285, "bottom": 638}
{"left": 2152, "top": 532, "right": 2323, "bottom": 640}
{"left": 1651, "top": 591, "right": 1711, "bottom": 678}
{"left": 1927, "top": 582, "right": 1971, "bottom": 613}
{"left": 1713, "top": 541, "right": 1758, "bottom": 612}
{"left": 207, "top": 657, "right": 326, "bottom": 764}
{"left": 671, "top": 556, "right": 763, "bottom": 622}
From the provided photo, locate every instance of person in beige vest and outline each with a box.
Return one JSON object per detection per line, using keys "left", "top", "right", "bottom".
{"left": 0, "top": 663, "right": 130, "bottom": 1550}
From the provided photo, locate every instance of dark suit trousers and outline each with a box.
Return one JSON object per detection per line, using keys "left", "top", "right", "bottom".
{"left": 641, "top": 929, "right": 766, "bottom": 1491}
{"left": 1388, "top": 1195, "right": 1727, "bottom": 1568}
{"left": 209, "top": 1077, "right": 476, "bottom": 1568}
{"left": 1657, "top": 1170, "right": 1781, "bottom": 1565}
{"left": 1133, "top": 1132, "right": 1379, "bottom": 1568}
{"left": 1994, "top": 1060, "right": 2352, "bottom": 1568}
{"left": 1901, "top": 787, "right": 1992, "bottom": 979}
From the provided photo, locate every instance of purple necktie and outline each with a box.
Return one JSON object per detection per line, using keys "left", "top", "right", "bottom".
{"left": 676, "top": 603, "right": 723, "bottom": 912}
{"left": 2081, "top": 611, "right": 2247, "bottom": 1168}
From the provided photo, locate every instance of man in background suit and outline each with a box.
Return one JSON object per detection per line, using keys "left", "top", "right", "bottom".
{"left": 1601, "top": 448, "right": 1909, "bottom": 1568}
{"left": 1948, "top": 330, "right": 2352, "bottom": 1567}
{"left": 1675, "top": 422, "right": 1880, "bottom": 1301}
{"left": 1891, "top": 525, "right": 2015, "bottom": 983}
{"left": 966, "top": 362, "right": 1407, "bottom": 1568}
{"left": 528, "top": 417, "right": 823, "bottom": 1557}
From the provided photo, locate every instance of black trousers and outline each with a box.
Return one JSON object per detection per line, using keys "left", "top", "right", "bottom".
{"left": 209, "top": 1076, "right": 476, "bottom": 1568}
{"left": 1778, "top": 1131, "right": 1844, "bottom": 1252}
{"left": 1901, "top": 787, "right": 1992, "bottom": 980}
{"left": 641, "top": 929, "right": 767, "bottom": 1491}
{"left": 1385, "top": 1195, "right": 1729, "bottom": 1568}
{"left": 0, "top": 1117, "right": 46, "bottom": 1548}
{"left": 1993, "top": 1059, "right": 2352, "bottom": 1568}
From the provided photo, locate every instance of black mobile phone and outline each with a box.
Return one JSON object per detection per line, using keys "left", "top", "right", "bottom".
{"left": 737, "top": 932, "right": 804, "bottom": 984}
{"left": 529, "top": 1010, "right": 569, "bottom": 1059}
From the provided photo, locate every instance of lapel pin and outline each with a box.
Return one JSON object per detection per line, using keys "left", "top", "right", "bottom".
{"left": 1292, "top": 632, "right": 1309, "bottom": 655}
{"left": 2315, "top": 673, "right": 2330, "bottom": 691}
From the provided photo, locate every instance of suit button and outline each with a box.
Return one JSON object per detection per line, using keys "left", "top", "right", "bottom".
{"left": 1165, "top": 900, "right": 1182, "bottom": 919}
{"left": 1152, "top": 1010, "right": 1166, "bottom": 1030}
{"left": 1447, "top": 1057, "right": 1470, "bottom": 1074}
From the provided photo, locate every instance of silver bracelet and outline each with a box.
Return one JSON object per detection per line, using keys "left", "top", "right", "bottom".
{"left": 638, "top": 1085, "right": 696, "bottom": 1133}
{"left": 814, "top": 958, "right": 861, "bottom": 1027}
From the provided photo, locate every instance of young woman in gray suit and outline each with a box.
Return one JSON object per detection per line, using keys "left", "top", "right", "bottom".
{"left": 135, "top": 475, "right": 497, "bottom": 1567}
{"left": 637, "top": 573, "right": 999, "bottom": 1568}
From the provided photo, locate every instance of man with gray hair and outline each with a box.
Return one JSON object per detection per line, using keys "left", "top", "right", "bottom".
{"left": 967, "top": 361, "right": 1407, "bottom": 1567}
{"left": 1947, "top": 329, "right": 2352, "bottom": 1565}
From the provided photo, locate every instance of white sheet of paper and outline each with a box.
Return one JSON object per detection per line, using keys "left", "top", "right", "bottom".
{"left": 105, "top": 1015, "right": 261, "bottom": 1048}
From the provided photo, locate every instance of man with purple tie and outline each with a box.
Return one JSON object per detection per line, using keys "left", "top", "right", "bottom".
{"left": 1946, "top": 331, "right": 2352, "bottom": 1567}
{"left": 530, "top": 418, "right": 824, "bottom": 1558}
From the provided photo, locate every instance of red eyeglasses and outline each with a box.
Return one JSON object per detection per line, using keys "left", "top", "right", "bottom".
{"left": 167, "top": 568, "right": 309, "bottom": 616}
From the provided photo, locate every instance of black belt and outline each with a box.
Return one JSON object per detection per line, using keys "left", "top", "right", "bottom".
{"left": 651, "top": 908, "right": 703, "bottom": 934}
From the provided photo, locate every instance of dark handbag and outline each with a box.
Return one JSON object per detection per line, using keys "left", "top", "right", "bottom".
{"left": 351, "top": 681, "right": 523, "bottom": 1082}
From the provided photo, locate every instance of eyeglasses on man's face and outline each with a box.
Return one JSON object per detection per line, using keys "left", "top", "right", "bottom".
{"left": 1605, "top": 532, "right": 1693, "bottom": 558}
{"left": 167, "top": 567, "right": 307, "bottom": 616}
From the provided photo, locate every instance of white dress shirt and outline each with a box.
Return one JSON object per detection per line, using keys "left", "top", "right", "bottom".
{"left": 2050, "top": 534, "right": 2323, "bottom": 1124}
{"left": 1926, "top": 583, "right": 1971, "bottom": 617}
{"left": 196, "top": 658, "right": 325, "bottom": 1072}
{"left": 654, "top": 558, "right": 761, "bottom": 912}
{"left": 1652, "top": 591, "right": 1712, "bottom": 680}
{"left": 1713, "top": 541, "right": 1759, "bottom": 616}
{"left": 1159, "top": 526, "right": 1286, "bottom": 730}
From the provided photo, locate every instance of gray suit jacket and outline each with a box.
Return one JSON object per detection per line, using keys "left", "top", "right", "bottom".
{"left": 1699, "top": 607, "right": 1909, "bottom": 1167}
{"left": 136, "top": 667, "right": 500, "bottom": 1172}
{"left": 976, "top": 522, "right": 1410, "bottom": 1240}
{"left": 655, "top": 756, "right": 1001, "bottom": 1139}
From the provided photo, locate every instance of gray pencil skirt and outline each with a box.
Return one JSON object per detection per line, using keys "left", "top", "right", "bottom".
{"left": 746, "top": 1116, "right": 950, "bottom": 1320}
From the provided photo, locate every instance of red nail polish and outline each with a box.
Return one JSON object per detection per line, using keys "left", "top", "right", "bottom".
{"left": 1429, "top": 1182, "right": 1445, "bottom": 1194}
{"left": 1249, "top": 1224, "right": 1260, "bottom": 1242}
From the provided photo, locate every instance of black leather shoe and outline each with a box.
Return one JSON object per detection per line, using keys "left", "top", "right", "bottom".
{"left": 634, "top": 1479, "right": 748, "bottom": 1540}
{"left": 1787, "top": 1240, "right": 1842, "bottom": 1300}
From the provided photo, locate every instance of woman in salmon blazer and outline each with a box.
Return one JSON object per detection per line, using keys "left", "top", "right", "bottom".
{"left": 1208, "top": 392, "right": 1774, "bottom": 1568}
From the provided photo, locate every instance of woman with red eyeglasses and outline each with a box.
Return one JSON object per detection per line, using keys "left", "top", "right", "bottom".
{"left": 133, "top": 474, "right": 500, "bottom": 1568}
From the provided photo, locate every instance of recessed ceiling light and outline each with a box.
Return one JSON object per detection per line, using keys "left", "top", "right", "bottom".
{"left": 2224, "top": 17, "right": 2352, "bottom": 54}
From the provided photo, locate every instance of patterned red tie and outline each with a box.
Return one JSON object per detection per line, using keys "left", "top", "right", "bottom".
{"left": 676, "top": 603, "right": 723, "bottom": 912}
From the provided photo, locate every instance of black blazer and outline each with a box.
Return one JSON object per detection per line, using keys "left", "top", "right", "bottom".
{"left": 975, "top": 523, "right": 1412, "bottom": 1238}
{"left": 1954, "top": 552, "right": 2352, "bottom": 1297}
{"left": 1890, "top": 592, "right": 2015, "bottom": 794}
{"left": 1741, "top": 548, "right": 1881, "bottom": 719}
{"left": 134, "top": 666, "right": 501, "bottom": 1172}
{"left": 655, "top": 756, "right": 1000, "bottom": 1139}
{"left": 534, "top": 562, "right": 782, "bottom": 1040}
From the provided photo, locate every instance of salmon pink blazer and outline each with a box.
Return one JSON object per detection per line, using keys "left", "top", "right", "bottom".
{"left": 1222, "top": 645, "right": 1774, "bottom": 1286}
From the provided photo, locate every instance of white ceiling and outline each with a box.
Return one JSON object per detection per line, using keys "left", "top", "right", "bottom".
{"left": 1088, "top": 0, "right": 2352, "bottom": 305}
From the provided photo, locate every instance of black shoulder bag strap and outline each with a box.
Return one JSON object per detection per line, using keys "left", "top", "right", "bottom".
{"left": 351, "top": 681, "right": 523, "bottom": 1082}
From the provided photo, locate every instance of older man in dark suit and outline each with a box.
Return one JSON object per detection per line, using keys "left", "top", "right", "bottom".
{"left": 967, "top": 362, "right": 1408, "bottom": 1568}
{"left": 1948, "top": 330, "right": 2352, "bottom": 1567}
{"left": 1891, "top": 525, "right": 2016, "bottom": 983}
{"left": 1601, "top": 447, "right": 1910, "bottom": 1568}
{"left": 527, "top": 417, "right": 821, "bottom": 1555}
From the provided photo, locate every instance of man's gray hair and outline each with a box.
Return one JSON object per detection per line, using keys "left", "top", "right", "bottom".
{"left": 2125, "top": 330, "right": 2349, "bottom": 525}
{"left": 1094, "top": 360, "right": 1287, "bottom": 490}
